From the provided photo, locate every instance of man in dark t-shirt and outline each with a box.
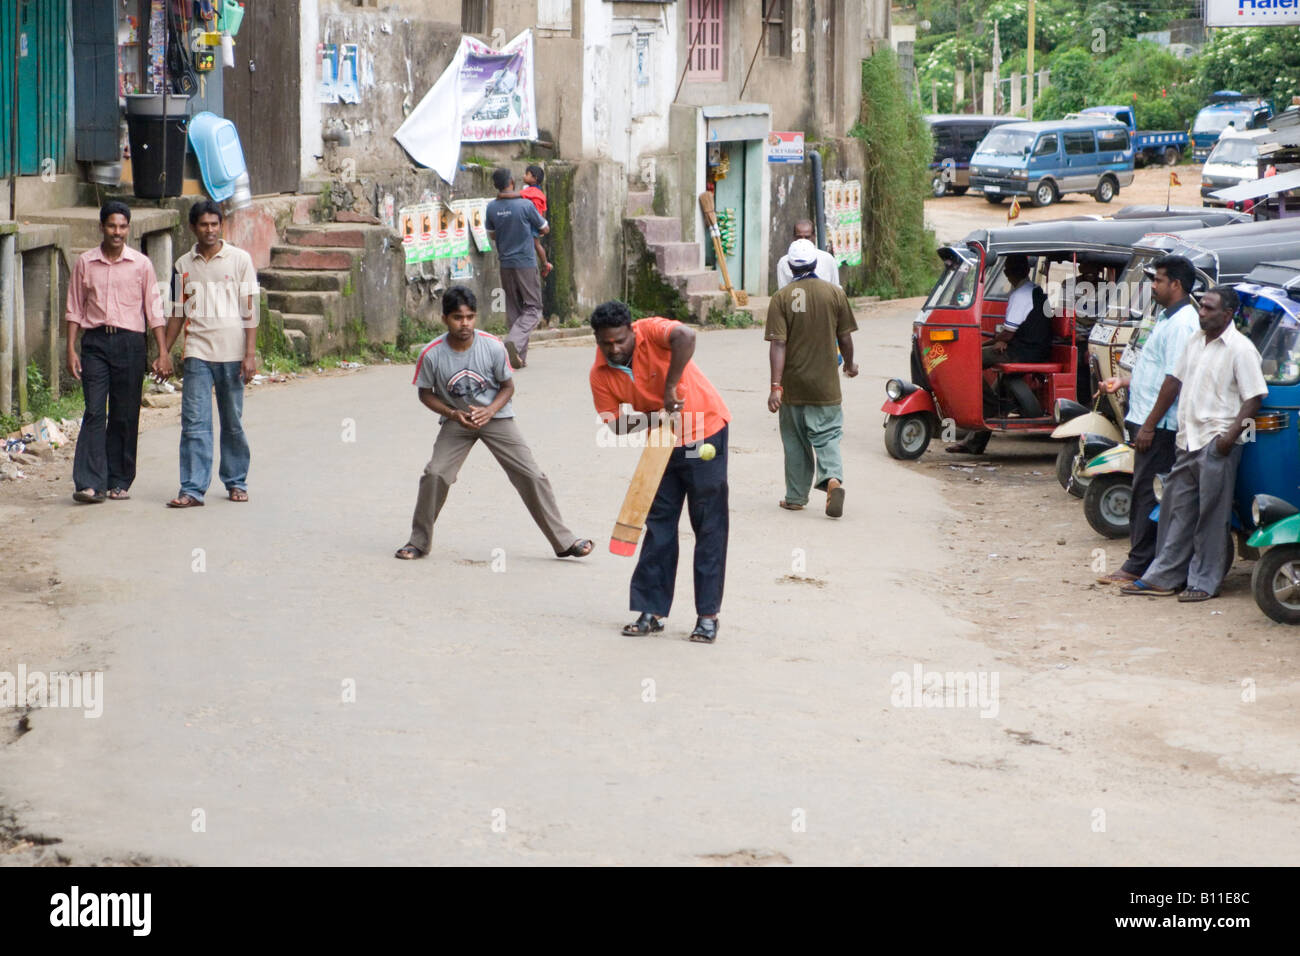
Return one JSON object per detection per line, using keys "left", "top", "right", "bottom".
{"left": 765, "top": 239, "right": 859, "bottom": 517}
{"left": 486, "top": 167, "right": 549, "bottom": 369}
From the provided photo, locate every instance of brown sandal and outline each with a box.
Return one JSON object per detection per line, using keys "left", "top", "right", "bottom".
{"left": 166, "top": 494, "right": 204, "bottom": 508}
{"left": 778, "top": 500, "right": 804, "bottom": 511}
{"left": 106, "top": 488, "right": 130, "bottom": 500}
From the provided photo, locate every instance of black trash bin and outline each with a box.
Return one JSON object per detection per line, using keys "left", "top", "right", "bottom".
{"left": 125, "top": 94, "right": 190, "bottom": 199}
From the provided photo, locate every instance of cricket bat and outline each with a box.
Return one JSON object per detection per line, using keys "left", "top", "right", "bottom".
{"left": 610, "top": 417, "right": 676, "bottom": 556}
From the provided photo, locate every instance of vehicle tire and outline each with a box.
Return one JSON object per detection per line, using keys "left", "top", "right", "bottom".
{"left": 931, "top": 176, "right": 948, "bottom": 198}
{"left": 1056, "top": 442, "right": 1089, "bottom": 497}
{"left": 1094, "top": 177, "right": 1117, "bottom": 203}
{"left": 1032, "top": 180, "right": 1058, "bottom": 208}
{"left": 1084, "top": 474, "right": 1132, "bottom": 540}
{"left": 951, "top": 186, "right": 969, "bottom": 196}
{"left": 1004, "top": 376, "right": 1042, "bottom": 418}
{"left": 884, "top": 413, "right": 932, "bottom": 461}
{"left": 1164, "top": 146, "right": 1181, "bottom": 166}
{"left": 1250, "top": 545, "right": 1300, "bottom": 624}
{"left": 984, "top": 193, "right": 1005, "bottom": 204}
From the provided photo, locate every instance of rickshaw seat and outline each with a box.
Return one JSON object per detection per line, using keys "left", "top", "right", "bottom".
{"left": 993, "top": 362, "right": 1060, "bottom": 374}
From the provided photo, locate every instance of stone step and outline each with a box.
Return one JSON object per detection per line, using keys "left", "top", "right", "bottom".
{"left": 281, "top": 327, "right": 308, "bottom": 359}
{"left": 627, "top": 188, "right": 655, "bottom": 217}
{"left": 673, "top": 269, "right": 722, "bottom": 294}
{"left": 627, "top": 215, "right": 680, "bottom": 245}
{"left": 285, "top": 224, "right": 370, "bottom": 248}
{"left": 280, "top": 314, "right": 330, "bottom": 358}
{"left": 653, "top": 241, "right": 700, "bottom": 275}
{"left": 269, "top": 244, "right": 361, "bottom": 271}
{"left": 265, "top": 290, "right": 343, "bottom": 323}
{"left": 258, "top": 268, "right": 353, "bottom": 293}
{"left": 687, "top": 291, "right": 731, "bottom": 323}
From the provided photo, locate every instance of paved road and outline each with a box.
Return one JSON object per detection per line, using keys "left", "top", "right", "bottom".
{"left": 4, "top": 308, "right": 1299, "bottom": 865}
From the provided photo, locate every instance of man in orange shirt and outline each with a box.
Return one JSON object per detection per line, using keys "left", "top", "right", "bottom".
{"left": 589, "top": 301, "right": 730, "bottom": 643}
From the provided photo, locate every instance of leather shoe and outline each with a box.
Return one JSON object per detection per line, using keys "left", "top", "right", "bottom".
{"left": 622, "top": 612, "right": 664, "bottom": 636}
{"left": 689, "top": 616, "right": 719, "bottom": 643}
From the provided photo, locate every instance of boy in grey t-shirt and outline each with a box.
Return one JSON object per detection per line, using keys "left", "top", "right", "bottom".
{"left": 396, "top": 285, "right": 592, "bottom": 562}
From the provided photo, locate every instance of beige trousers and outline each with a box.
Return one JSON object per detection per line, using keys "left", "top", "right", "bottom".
{"left": 407, "top": 417, "right": 576, "bottom": 555}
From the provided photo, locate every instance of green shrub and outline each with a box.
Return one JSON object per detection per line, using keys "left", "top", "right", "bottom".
{"left": 852, "top": 47, "right": 941, "bottom": 299}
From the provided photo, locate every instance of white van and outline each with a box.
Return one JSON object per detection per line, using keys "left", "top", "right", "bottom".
{"left": 1201, "top": 131, "right": 1260, "bottom": 206}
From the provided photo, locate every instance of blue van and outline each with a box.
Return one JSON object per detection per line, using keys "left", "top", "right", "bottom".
{"left": 968, "top": 118, "right": 1135, "bottom": 208}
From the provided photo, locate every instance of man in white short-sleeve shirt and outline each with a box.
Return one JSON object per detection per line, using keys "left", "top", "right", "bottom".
{"left": 775, "top": 220, "right": 840, "bottom": 290}
{"left": 1122, "top": 286, "right": 1267, "bottom": 601}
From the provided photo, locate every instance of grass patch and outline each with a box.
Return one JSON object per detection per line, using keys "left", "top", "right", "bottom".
{"left": 0, "top": 362, "right": 85, "bottom": 436}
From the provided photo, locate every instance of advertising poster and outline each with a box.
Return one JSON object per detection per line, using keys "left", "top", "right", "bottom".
{"left": 417, "top": 203, "right": 437, "bottom": 263}
{"left": 766, "top": 131, "right": 805, "bottom": 164}
{"left": 467, "top": 199, "right": 492, "bottom": 253}
{"left": 449, "top": 201, "right": 471, "bottom": 258}
{"left": 399, "top": 206, "right": 420, "bottom": 266}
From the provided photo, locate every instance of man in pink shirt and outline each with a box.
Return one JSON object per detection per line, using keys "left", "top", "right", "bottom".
{"left": 65, "top": 201, "right": 168, "bottom": 503}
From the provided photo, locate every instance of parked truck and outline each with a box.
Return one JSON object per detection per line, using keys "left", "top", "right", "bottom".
{"left": 1191, "top": 91, "right": 1274, "bottom": 162}
{"left": 1076, "top": 105, "right": 1187, "bottom": 166}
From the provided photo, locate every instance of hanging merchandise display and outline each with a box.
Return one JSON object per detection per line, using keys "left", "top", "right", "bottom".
{"left": 147, "top": 0, "right": 167, "bottom": 93}
{"left": 717, "top": 208, "right": 737, "bottom": 257}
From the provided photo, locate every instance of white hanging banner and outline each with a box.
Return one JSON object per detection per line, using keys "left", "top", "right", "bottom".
{"left": 394, "top": 30, "right": 538, "bottom": 183}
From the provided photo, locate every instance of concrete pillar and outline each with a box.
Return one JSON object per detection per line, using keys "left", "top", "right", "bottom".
{"left": 0, "top": 234, "right": 13, "bottom": 416}
{"left": 1010, "top": 73, "right": 1022, "bottom": 116}
{"left": 146, "top": 230, "right": 172, "bottom": 287}
{"left": 46, "top": 245, "right": 59, "bottom": 397}
{"left": 954, "top": 70, "right": 965, "bottom": 112}
{"left": 983, "top": 72, "right": 996, "bottom": 115}
{"left": 931, "top": 80, "right": 937, "bottom": 112}
{"left": 1038, "top": 69, "right": 1050, "bottom": 93}
{"left": 14, "top": 252, "right": 25, "bottom": 417}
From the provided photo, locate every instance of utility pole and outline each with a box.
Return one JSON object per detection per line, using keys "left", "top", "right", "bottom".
{"left": 1026, "top": 0, "right": 1036, "bottom": 121}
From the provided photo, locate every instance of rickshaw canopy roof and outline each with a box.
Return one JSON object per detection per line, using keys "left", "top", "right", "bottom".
{"left": 1209, "top": 168, "right": 1300, "bottom": 203}
{"left": 959, "top": 217, "right": 1220, "bottom": 262}
{"left": 1112, "top": 205, "right": 1250, "bottom": 226}
{"left": 1242, "top": 258, "right": 1300, "bottom": 294}
{"left": 1133, "top": 219, "right": 1300, "bottom": 283}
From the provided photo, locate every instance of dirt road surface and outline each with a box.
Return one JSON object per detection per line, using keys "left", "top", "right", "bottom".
{"left": 2, "top": 303, "right": 1299, "bottom": 865}
{"left": 927, "top": 164, "right": 1214, "bottom": 245}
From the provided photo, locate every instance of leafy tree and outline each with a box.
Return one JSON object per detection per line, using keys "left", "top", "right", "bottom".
{"left": 1197, "top": 26, "right": 1300, "bottom": 108}
{"left": 1035, "top": 47, "right": 1100, "bottom": 118}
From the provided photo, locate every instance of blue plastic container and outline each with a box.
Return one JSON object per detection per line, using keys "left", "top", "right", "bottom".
{"left": 187, "top": 111, "right": 248, "bottom": 203}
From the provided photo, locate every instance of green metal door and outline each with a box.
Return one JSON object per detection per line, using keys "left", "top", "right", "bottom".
{"left": 0, "top": 0, "right": 69, "bottom": 177}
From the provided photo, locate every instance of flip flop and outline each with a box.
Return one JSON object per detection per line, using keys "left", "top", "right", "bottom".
{"left": 558, "top": 539, "right": 594, "bottom": 558}
{"left": 106, "top": 488, "right": 130, "bottom": 501}
{"left": 166, "top": 495, "right": 204, "bottom": 508}
{"left": 394, "top": 545, "right": 424, "bottom": 560}
{"left": 826, "top": 484, "right": 845, "bottom": 518}
{"left": 72, "top": 489, "right": 105, "bottom": 504}
{"left": 1119, "top": 579, "right": 1176, "bottom": 596}
{"left": 1177, "top": 588, "right": 1215, "bottom": 602}
{"left": 778, "top": 500, "right": 804, "bottom": 511}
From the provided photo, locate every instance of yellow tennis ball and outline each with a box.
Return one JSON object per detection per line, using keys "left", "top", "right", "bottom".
{"left": 699, "top": 442, "right": 716, "bottom": 461}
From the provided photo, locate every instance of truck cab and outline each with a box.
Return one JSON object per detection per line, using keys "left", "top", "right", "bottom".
{"left": 1192, "top": 93, "right": 1273, "bottom": 162}
{"left": 1077, "top": 105, "right": 1186, "bottom": 166}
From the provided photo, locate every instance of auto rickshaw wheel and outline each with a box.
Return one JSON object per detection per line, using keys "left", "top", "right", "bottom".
{"left": 884, "top": 413, "right": 932, "bottom": 461}
{"left": 1032, "top": 180, "right": 1058, "bottom": 208}
{"left": 1084, "top": 474, "right": 1131, "bottom": 539}
{"left": 1004, "top": 376, "right": 1042, "bottom": 418}
{"left": 1250, "top": 545, "right": 1300, "bottom": 624}
{"left": 1056, "top": 442, "right": 1089, "bottom": 498}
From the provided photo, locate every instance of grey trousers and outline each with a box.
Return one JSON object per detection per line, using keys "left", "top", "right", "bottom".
{"left": 500, "top": 266, "right": 544, "bottom": 364}
{"left": 1142, "top": 441, "right": 1242, "bottom": 594}
{"left": 407, "top": 417, "right": 577, "bottom": 556}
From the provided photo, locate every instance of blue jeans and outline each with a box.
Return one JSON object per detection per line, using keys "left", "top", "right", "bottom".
{"left": 179, "top": 358, "right": 250, "bottom": 501}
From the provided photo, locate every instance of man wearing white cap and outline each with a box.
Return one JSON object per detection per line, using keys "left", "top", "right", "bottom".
{"left": 775, "top": 220, "right": 840, "bottom": 290}
{"left": 765, "top": 238, "right": 858, "bottom": 517}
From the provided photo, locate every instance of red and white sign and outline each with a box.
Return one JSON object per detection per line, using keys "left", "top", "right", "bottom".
{"left": 766, "top": 131, "right": 805, "bottom": 164}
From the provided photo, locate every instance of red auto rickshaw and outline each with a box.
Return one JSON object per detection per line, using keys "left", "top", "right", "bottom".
{"left": 881, "top": 216, "right": 1223, "bottom": 459}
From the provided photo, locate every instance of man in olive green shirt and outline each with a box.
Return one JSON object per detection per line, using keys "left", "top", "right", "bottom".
{"left": 765, "top": 239, "right": 859, "bottom": 517}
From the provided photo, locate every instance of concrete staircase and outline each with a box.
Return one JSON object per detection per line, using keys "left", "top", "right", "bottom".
{"left": 625, "top": 187, "right": 729, "bottom": 323}
{"left": 258, "top": 221, "right": 402, "bottom": 360}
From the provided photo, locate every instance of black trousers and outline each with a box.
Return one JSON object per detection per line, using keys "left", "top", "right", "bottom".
{"left": 630, "top": 424, "right": 729, "bottom": 618}
{"left": 1122, "top": 421, "right": 1178, "bottom": 577}
{"left": 72, "top": 327, "right": 147, "bottom": 493}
